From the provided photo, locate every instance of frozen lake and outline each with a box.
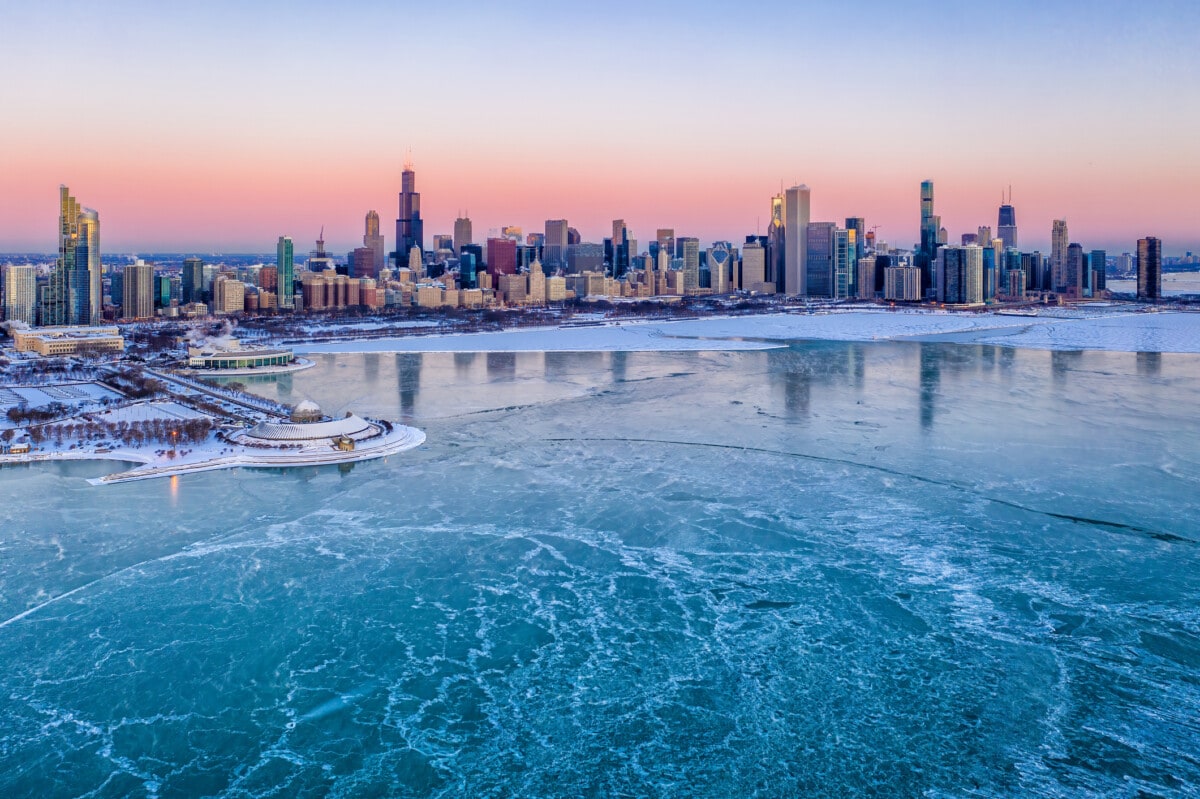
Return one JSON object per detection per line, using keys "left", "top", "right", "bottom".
{"left": 2, "top": 341, "right": 1198, "bottom": 796}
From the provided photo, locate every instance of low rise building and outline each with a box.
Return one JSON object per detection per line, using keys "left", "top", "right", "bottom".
{"left": 12, "top": 325, "right": 125, "bottom": 356}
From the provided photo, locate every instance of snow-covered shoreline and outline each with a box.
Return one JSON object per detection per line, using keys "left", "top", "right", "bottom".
{"left": 289, "top": 308, "right": 1200, "bottom": 355}
{"left": 0, "top": 423, "right": 426, "bottom": 485}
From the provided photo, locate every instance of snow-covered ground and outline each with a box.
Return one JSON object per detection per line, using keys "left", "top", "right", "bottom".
{"left": 290, "top": 309, "right": 1200, "bottom": 355}
{"left": 0, "top": 382, "right": 121, "bottom": 411}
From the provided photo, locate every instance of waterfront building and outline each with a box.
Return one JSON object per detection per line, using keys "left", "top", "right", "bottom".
{"left": 784, "top": 185, "right": 810, "bottom": 295}
{"left": 936, "top": 245, "right": 984, "bottom": 305}
{"left": 395, "top": 159, "right": 423, "bottom": 261}
{"left": 122, "top": 261, "right": 155, "bottom": 320}
{"left": 884, "top": 266, "right": 921, "bottom": 301}
{"left": 680, "top": 238, "right": 700, "bottom": 293}
{"left": 1065, "top": 243, "right": 1085, "bottom": 298}
{"left": 277, "top": 237, "right": 295, "bottom": 309}
{"left": 1050, "top": 219, "right": 1069, "bottom": 293}
{"left": 3, "top": 265, "right": 37, "bottom": 324}
{"left": 1090, "top": 250, "right": 1107, "bottom": 293}
{"left": 1005, "top": 269, "right": 1026, "bottom": 297}
{"left": 1137, "top": 237, "right": 1161, "bottom": 300}
{"left": 364, "top": 210, "right": 386, "bottom": 274}
{"left": 856, "top": 256, "right": 877, "bottom": 300}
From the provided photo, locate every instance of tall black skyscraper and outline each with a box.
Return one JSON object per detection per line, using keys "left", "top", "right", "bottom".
{"left": 997, "top": 188, "right": 1018, "bottom": 251}
{"left": 395, "top": 157, "right": 423, "bottom": 264}
{"left": 916, "top": 180, "right": 939, "bottom": 295}
{"left": 1137, "top": 237, "right": 1161, "bottom": 301}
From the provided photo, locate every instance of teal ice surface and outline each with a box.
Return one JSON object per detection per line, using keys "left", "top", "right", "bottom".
{"left": 1, "top": 343, "right": 1198, "bottom": 797}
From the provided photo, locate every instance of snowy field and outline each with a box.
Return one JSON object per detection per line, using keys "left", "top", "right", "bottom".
{"left": 84, "top": 400, "right": 209, "bottom": 424}
{"left": 0, "top": 382, "right": 121, "bottom": 412}
{"left": 291, "top": 309, "right": 1200, "bottom": 355}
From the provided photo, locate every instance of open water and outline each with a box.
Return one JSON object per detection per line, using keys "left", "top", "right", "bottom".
{"left": 1, "top": 342, "right": 1198, "bottom": 797}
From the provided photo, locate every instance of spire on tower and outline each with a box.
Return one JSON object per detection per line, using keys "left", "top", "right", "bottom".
{"left": 403, "top": 148, "right": 414, "bottom": 172}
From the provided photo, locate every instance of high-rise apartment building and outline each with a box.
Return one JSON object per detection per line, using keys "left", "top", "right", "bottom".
{"left": 395, "top": 159, "right": 423, "bottom": 261}
{"left": 998, "top": 189, "right": 1018, "bottom": 251}
{"left": 364, "top": 210, "right": 386, "bottom": 274}
{"left": 1065, "top": 243, "right": 1085, "bottom": 298}
{"left": 122, "top": 261, "right": 155, "bottom": 320}
{"left": 936, "top": 245, "right": 984, "bottom": 305}
{"left": 1090, "top": 250, "right": 1107, "bottom": 293}
{"left": 453, "top": 214, "right": 473, "bottom": 252}
{"left": 1137, "top": 237, "right": 1161, "bottom": 300}
{"left": 1050, "top": 219, "right": 1069, "bottom": 292}
{"left": 277, "top": 236, "right": 295, "bottom": 309}
{"left": 784, "top": 185, "right": 810, "bottom": 295}
{"left": 2, "top": 265, "right": 37, "bottom": 324}
{"left": 544, "top": 219, "right": 569, "bottom": 269}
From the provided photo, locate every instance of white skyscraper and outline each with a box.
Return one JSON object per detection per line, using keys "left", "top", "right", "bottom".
{"left": 2, "top": 264, "right": 38, "bottom": 324}
{"left": 784, "top": 185, "right": 810, "bottom": 295}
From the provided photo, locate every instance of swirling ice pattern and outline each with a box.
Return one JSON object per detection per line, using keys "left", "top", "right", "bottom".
{"left": 2, "top": 346, "right": 1198, "bottom": 797}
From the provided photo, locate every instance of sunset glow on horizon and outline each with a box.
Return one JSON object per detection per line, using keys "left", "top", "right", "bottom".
{"left": 2, "top": 0, "right": 1198, "bottom": 255}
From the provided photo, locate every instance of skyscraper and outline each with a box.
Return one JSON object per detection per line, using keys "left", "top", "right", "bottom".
{"left": 1090, "top": 249, "right": 1107, "bottom": 294}
{"left": 917, "top": 180, "right": 939, "bottom": 296}
{"left": 46, "top": 186, "right": 102, "bottom": 326}
{"left": 277, "top": 236, "right": 295, "bottom": 309}
{"left": 936, "top": 246, "right": 984, "bottom": 305}
{"left": 845, "top": 217, "right": 865, "bottom": 265}
{"left": 364, "top": 210, "right": 385, "bottom": 274}
{"left": 1051, "top": 219, "right": 1069, "bottom": 292}
{"left": 1066, "top": 243, "right": 1085, "bottom": 298}
{"left": 122, "top": 261, "right": 154, "bottom": 320}
{"left": 784, "top": 185, "right": 810, "bottom": 296}
{"left": 544, "top": 219, "right": 569, "bottom": 269}
{"left": 486, "top": 237, "right": 517, "bottom": 277}
{"left": 2, "top": 265, "right": 37, "bottom": 324}
{"left": 395, "top": 158, "right": 423, "bottom": 262}
{"left": 997, "top": 189, "right": 1018, "bottom": 251}
{"left": 1137, "top": 237, "right": 1162, "bottom": 300}
{"left": 805, "top": 222, "right": 836, "bottom": 297}
{"left": 767, "top": 192, "right": 786, "bottom": 293}
{"left": 182, "top": 257, "right": 205, "bottom": 304}
{"left": 454, "top": 214, "right": 473, "bottom": 252}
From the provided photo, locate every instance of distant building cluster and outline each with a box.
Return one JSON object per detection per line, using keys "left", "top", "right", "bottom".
{"left": 0, "top": 171, "right": 1174, "bottom": 330}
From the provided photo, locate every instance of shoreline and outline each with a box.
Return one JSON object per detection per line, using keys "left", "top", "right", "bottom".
{"left": 285, "top": 307, "right": 1200, "bottom": 355}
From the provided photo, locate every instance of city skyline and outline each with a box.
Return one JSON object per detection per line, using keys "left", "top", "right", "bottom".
{"left": 2, "top": 1, "right": 1198, "bottom": 254}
